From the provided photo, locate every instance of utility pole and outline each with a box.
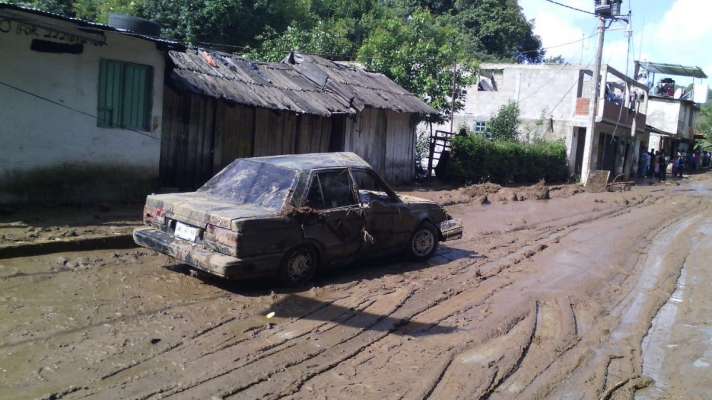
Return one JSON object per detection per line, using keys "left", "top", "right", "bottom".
{"left": 580, "top": 16, "right": 606, "bottom": 185}
{"left": 449, "top": 65, "right": 458, "bottom": 134}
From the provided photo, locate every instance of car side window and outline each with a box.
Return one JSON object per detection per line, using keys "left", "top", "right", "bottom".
{"left": 304, "top": 169, "right": 357, "bottom": 209}
{"left": 352, "top": 169, "right": 396, "bottom": 204}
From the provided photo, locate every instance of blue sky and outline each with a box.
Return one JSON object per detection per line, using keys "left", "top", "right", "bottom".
{"left": 519, "top": 0, "right": 711, "bottom": 82}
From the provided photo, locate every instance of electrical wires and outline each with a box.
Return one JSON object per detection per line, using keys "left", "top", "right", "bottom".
{"left": 543, "top": 0, "right": 596, "bottom": 15}
{"left": 0, "top": 79, "right": 159, "bottom": 141}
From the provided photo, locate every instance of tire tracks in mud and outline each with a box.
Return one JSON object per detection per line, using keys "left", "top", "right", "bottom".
{"left": 59, "top": 191, "right": 688, "bottom": 400}
{"left": 0, "top": 293, "right": 231, "bottom": 350}
{"left": 527, "top": 200, "right": 710, "bottom": 400}
{"left": 273, "top": 194, "right": 704, "bottom": 400}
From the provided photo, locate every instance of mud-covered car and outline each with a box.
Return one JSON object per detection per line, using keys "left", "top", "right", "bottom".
{"left": 134, "top": 152, "right": 462, "bottom": 285}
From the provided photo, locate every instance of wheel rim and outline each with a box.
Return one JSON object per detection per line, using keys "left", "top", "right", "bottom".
{"left": 412, "top": 229, "right": 435, "bottom": 257}
{"left": 286, "top": 250, "right": 313, "bottom": 282}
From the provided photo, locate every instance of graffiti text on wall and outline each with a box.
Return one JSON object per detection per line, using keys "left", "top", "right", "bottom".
{"left": 0, "top": 18, "right": 105, "bottom": 46}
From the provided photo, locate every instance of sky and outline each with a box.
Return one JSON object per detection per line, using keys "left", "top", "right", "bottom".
{"left": 519, "top": 0, "right": 712, "bottom": 83}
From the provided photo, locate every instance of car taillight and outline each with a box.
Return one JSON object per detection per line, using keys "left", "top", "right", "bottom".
{"left": 144, "top": 206, "right": 165, "bottom": 226}
{"left": 205, "top": 224, "right": 238, "bottom": 248}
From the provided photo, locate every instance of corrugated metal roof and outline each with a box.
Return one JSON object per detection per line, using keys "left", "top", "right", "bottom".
{"left": 0, "top": 3, "right": 184, "bottom": 48}
{"left": 170, "top": 49, "right": 436, "bottom": 116}
{"left": 285, "top": 53, "right": 437, "bottom": 115}
{"left": 638, "top": 61, "right": 707, "bottom": 79}
{"left": 169, "top": 49, "right": 355, "bottom": 116}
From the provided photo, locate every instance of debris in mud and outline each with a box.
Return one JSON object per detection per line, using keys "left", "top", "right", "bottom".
{"left": 407, "top": 180, "right": 573, "bottom": 207}
{"left": 150, "top": 338, "right": 161, "bottom": 344}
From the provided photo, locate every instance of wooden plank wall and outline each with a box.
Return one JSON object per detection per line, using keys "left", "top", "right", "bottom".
{"left": 343, "top": 107, "right": 416, "bottom": 184}
{"left": 161, "top": 91, "right": 417, "bottom": 189}
{"left": 160, "top": 86, "right": 216, "bottom": 189}
{"left": 384, "top": 110, "right": 416, "bottom": 183}
{"left": 213, "top": 102, "right": 254, "bottom": 171}
{"left": 344, "top": 107, "right": 387, "bottom": 176}
{"left": 161, "top": 90, "right": 339, "bottom": 189}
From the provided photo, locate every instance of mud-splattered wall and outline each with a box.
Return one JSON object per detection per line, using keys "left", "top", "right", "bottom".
{"left": 0, "top": 10, "right": 167, "bottom": 205}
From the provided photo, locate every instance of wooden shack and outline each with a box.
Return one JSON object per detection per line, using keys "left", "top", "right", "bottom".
{"left": 159, "top": 49, "right": 435, "bottom": 189}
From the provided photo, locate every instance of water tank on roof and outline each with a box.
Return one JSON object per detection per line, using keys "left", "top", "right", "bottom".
{"left": 108, "top": 14, "right": 161, "bottom": 37}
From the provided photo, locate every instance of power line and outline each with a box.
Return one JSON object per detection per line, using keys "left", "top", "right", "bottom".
{"left": 520, "top": 31, "right": 598, "bottom": 55}
{"left": 543, "top": 0, "right": 596, "bottom": 15}
{"left": 0, "top": 79, "right": 159, "bottom": 141}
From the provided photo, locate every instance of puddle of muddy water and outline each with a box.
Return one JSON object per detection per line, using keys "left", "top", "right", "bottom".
{"left": 610, "top": 218, "right": 693, "bottom": 342}
{"left": 635, "top": 265, "right": 687, "bottom": 400}
{"left": 635, "top": 221, "right": 712, "bottom": 399}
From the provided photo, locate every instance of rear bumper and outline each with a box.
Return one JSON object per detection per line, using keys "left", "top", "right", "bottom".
{"left": 440, "top": 219, "right": 463, "bottom": 241}
{"left": 133, "top": 227, "right": 280, "bottom": 279}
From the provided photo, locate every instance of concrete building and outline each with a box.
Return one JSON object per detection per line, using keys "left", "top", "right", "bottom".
{"left": 0, "top": 4, "right": 182, "bottom": 204}
{"left": 635, "top": 61, "right": 707, "bottom": 158}
{"left": 436, "top": 63, "right": 649, "bottom": 180}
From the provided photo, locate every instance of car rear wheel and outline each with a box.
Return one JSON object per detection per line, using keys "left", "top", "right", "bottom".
{"left": 280, "top": 246, "right": 318, "bottom": 286}
{"left": 409, "top": 223, "right": 439, "bottom": 260}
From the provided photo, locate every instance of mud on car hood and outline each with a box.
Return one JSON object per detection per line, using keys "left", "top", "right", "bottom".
{"left": 146, "top": 192, "right": 278, "bottom": 229}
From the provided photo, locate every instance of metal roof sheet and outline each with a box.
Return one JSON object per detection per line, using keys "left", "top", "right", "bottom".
{"left": 638, "top": 61, "right": 707, "bottom": 79}
{"left": 169, "top": 49, "right": 355, "bottom": 116}
{"left": 284, "top": 53, "right": 437, "bottom": 115}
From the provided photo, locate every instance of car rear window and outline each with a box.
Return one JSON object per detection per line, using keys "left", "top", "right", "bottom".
{"left": 198, "top": 160, "right": 297, "bottom": 210}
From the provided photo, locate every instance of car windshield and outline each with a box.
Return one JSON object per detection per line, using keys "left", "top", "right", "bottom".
{"left": 198, "top": 159, "right": 298, "bottom": 210}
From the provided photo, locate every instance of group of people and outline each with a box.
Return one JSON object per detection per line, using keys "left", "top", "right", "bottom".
{"left": 639, "top": 149, "right": 669, "bottom": 181}
{"left": 639, "top": 149, "right": 711, "bottom": 180}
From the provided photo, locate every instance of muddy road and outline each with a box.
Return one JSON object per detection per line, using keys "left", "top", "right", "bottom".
{"left": 2, "top": 176, "right": 712, "bottom": 400}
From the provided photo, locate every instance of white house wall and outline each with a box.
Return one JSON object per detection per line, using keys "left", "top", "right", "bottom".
{"left": 646, "top": 99, "right": 682, "bottom": 135}
{"left": 0, "top": 22, "right": 164, "bottom": 202}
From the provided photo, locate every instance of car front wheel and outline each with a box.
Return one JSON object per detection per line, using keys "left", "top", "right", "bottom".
{"left": 409, "top": 223, "right": 439, "bottom": 260}
{"left": 280, "top": 246, "right": 318, "bottom": 286}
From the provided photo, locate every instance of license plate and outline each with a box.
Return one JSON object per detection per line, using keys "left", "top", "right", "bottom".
{"left": 440, "top": 219, "right": 463, "bottom": 241}
{"left": 175, "top": 222, "right": 200, "bottom": 242}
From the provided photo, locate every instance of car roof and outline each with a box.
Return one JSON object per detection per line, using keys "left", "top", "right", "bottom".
{"left": 247, "top": 152, "right": 371, "bottom": 171}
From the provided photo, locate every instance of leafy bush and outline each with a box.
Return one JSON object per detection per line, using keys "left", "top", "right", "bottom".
{"left": 447, "top": 135, "right": 569, "bottom": 184}
{"left": 488, "top": 102, "right": 520, "bottom": 142}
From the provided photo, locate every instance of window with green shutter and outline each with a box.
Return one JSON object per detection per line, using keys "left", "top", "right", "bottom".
{"left": 97, "top": 59, "right": 153, "bottom": 131}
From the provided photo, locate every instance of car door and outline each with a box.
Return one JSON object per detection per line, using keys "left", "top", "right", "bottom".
{"left": 301, "top": 168, "right": 365, "bottom": 265}
{"left": 351, "top": 168, "right": 410, "bottom": 253}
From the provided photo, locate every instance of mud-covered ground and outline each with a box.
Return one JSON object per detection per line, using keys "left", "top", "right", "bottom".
{"left": 0, "top": 205, "right": 141, "bottom": 246}
{"left": 2, "top": 176, "right": 712, "bottom": 400}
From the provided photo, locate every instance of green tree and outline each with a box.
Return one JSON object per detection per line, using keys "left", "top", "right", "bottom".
{"left": 695, "top": 103, "right": 712, "bottom": 151}
{"left": 356, "top": 9, "right": 477, "bottom": 117}
{"left": 246, "top": 21, "right": 355, "bottom": 62}
{"left": 452, "top": 0, "right": 543, "bottom": 63}
{"left": 488, "top": 101, "right": 520, "bottom": 142}
{"left": 392, "top": 0, "right": 543, "bottom": 62}
{"left": 7, "top": 0, "right": 73, "bottom": 15}
{"left": 73, "top": 0, "right": 139, "bottom": 22}
{"left": 137, "top": 0, "right": 312, "bottom": 47}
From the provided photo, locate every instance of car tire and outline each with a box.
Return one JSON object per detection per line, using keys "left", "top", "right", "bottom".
{"left": 280, "top": 246, "right": 318, "bottom": 286}
{"left": 409, "top": 222, "right": 440, "bottom": 261}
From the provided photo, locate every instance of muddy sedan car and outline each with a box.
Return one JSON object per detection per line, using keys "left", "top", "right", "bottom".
{"left": 134, "top": 152, "right": 462, "bottom": 285}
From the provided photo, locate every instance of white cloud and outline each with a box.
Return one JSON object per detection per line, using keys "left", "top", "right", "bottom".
{"left": 520, "top": 0, "right": 712, "bottom": 76}
{"left": 530, "top": 12, "right": 589, "bottom": 61}
{"left": 655, "top": 0, "right": 712, "bottom": 44}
